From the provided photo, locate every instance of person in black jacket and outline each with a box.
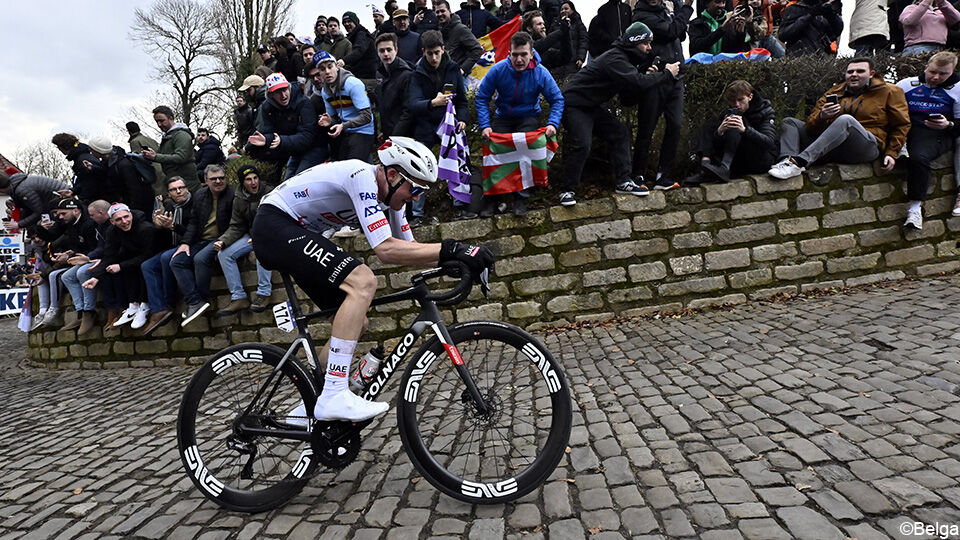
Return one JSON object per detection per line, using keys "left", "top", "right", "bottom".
{"left": 37, "top": 197, "right": 99, "bottom": 331}
{"left": 341, "top": 12, "right": 380, "bottom": 81}
{"left": 553, "top": 1, "right": 588, "bottom": 79}
{"left": 525, "top": 10, "right": 572, "bottom": 70}
{"left": 631, "top": 0, "right": 694, "bottom": 191}
{"left": 408, "top": 30, "right": 469, "bottom": 221}
{"left": 689, "top": 0, "right": 751, "bottom": 55}
{"left": 272, "top": 37, "right": 303, "bottom": 83}
{"left": 0, "top": 171, "right": 71, "bottom": 231}
{"left": 778, "top": 0, "right": 843, "bottom": 56}
{"left": 587, "top": 0, "right": 632, "bottom": 58}
{"left": 141, "top": 176, "right": 194, "bottom": 335}
{"left": 689, "top": 80, "right": 778, "bottom": 185}
{"left": 457, "top": 0, "right": 503, "bottom": 37}
{"left": 559, "top": 22, "right": 679, "bottom": 206}
{"left": 51, "top": 133, "right": 109, "bottom": 205}
{"left": 410, "top": 0, "right": 439, "bottom": 32}
{"left": 81, "top": 204, "right": 160, "bottom": 332}
{"left": 194, "top": 128, "right": 225, "bottom": 175}
{"left": 87, "top": 135, "right": 156, "bottom": 214}
{"left": 169, "top": 165, "right": 235, "bottom": 326}
{"left": 375, "top": 33, "right": 416, "bottom": 138}
{"left": 497, "top": 0, "right": 522, "bottom": 20}
{"left": 234, "top": 95, "right": 256, "bottom": 148}
{"left": 58, "top": 199, "right": 111, "bottom": 335}
{"left": 393, "top": 10, "right": 424, "bottom": 63}
{"left": 247, "top": 73, "right": 325, "bottom": 180}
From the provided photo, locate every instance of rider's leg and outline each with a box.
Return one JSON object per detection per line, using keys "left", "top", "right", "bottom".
{"left": 314, "top": 265, "right": 389, "bottom": 421}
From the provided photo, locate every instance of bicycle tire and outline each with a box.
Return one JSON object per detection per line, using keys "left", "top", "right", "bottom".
{"left": 397, "top": 321, "right": 572, "bottom": 503}
{"left": 177, "top": 343, "right": 318, "bottom": 513}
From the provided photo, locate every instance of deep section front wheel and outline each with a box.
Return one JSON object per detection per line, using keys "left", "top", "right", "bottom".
{"left": 176, "top": 343, "right": 317, "bottom": 513}
{"left": 397, "top": 321, "right": 572, "bottom": 503}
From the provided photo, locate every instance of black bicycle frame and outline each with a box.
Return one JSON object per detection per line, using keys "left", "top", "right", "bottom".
{"left": 235, "top": 269, "right": 489, "bottom": 443}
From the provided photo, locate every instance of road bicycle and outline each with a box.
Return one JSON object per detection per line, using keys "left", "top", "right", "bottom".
{"left": 176, "top": 262, "right": 572, "bottom": 513}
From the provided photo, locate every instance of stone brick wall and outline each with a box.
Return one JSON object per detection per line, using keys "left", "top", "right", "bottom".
{"left": 28, "top": 157, "right": 960, "bottom": 368}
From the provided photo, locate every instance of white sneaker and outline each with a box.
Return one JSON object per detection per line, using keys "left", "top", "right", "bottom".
{"left": 30, "top": 309, "right": 48, "bottom": 331}
{"left": 768, "top": 157, "right": 805, "bottom": 180}
{"left": 131, "top": 304, "right": 150, "bottom": 329}
{"left": 904, "top": 207, "right": 923, "bottom": 229}
{"left": 333, "top": 225, "right": 360, "bottom": 238}
{"left": 114, "top": 304, "right": 138, "bottom": 327}
{"left": 287, "top": 402, "right": 309, "bottom": 429}
{"left": 314, "top": 389, "right": 389, "bottom": 422}
{"left": 952, "top": 193, "right": 960, "bottom": 217}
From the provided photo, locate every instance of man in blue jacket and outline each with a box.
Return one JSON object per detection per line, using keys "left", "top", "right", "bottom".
{"left": 475, "top": 31, "right": 564, "bottom": 215}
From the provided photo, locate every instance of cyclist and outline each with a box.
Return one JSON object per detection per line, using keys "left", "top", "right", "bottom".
{"left": 251, "top": 136, "right": 496, "bottom": 423}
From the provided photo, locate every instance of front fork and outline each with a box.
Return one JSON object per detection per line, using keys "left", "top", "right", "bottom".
{"left": 417, "top": 302, "right": 491, "bottom": 416}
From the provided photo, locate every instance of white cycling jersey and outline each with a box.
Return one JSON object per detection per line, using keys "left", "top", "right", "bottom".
{"left": 261, "top": 159, "right": 414, "bottom": 249}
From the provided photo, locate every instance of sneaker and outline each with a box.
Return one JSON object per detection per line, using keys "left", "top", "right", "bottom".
{"left": 653, "top": 176, "right": 680, "bottom": 191}
{"left": 904, "top": 207, "right": 923, "bottom": 229}
{"left": 30, "top": 309, "right": 47, "bottom": 332}
{"left": 408, "top": 216, "right": 423, "bottom": 228}
{"left": 321, "top": 228, "right": 336, "bottom": 239}
{"left": 559, "top": 191, "right": 576, "bottom": 206}
{"left": 287, "top": 402, "right": 309, "bottom": 429}
{"left": 249, "top": 294, "right": 271, "bottom": 313}
{"left": 114, "top": 304, "right": 138, "bottom": 327}
{"left": 131, "top": 304, "right": 150, "bottom": 330}
{"left": 314, "top": 388, "right": 390, "bottom": 422}
{"left": 333, "top": 225, "right": 360, "bottom": 238}
{"left": 143, "top": 309, "right": 173, "bottom": 335}
{"left": 615, "top": 180, "right": 650, "bottom": 196}
{"left": 40, "top": 308, "right": 63, "bottom": 329}
{"left": 181, "top": 301, "right": 210, "bottom": 327}
{"left": 217, "top": 297, "right": 250, "bottom": 316}
{"left": 512, "top": 197, "right": 528, "bottom": 216}
{"left": 453, "top": 208, "right": 478, "bottom": 220}
{"left": 768, "top": 157, "right": 805, "bottom": 180}
{"left": 953, "top": 192, "right": 960, "bottom": 217}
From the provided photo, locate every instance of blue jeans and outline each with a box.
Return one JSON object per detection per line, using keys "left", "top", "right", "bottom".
{"left": 218, "top": 234, "right": 272, "bottom": 300}
{"left": 142, "top": 247, "right": 178, "bottom": 312}
{"left": 170, "top": 241, "right": 217, "bottom": 305}
{"left": 285, "top": 145, "right": 328, "bottom": 180}
{"left": 903, "top": 43, "right": 942, "bottom": 57}
{"left": 60, "top": 263, "right": 97, "bottom": 311}
{"left": 759, "top": 35, "right": 785, "bottom": 58}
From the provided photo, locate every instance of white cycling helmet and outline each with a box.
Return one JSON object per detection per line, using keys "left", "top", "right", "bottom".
{"left": 377, "top": 136, "right": 438, "bottom": 187}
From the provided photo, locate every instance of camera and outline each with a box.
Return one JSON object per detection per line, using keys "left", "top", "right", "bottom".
{"left": 652, "top": 56, "right": 665, "bottom": 72}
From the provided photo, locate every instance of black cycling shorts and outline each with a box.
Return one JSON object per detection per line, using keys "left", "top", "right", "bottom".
{"left": 252, "top": 204, "right": 363, "bottom": 310}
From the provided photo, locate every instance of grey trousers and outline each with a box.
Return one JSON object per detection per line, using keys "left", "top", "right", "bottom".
{"left": 780, "top": 115, "right": 880, "bottom": 165}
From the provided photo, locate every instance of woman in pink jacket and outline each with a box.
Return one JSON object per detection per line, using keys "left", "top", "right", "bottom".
{"left": 899, "top": 0, "right": 960, "bottom": 56}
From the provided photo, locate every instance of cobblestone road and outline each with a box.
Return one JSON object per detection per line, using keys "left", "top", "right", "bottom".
{"left": 4, "top": 277, "right": 960, "bottom": 539}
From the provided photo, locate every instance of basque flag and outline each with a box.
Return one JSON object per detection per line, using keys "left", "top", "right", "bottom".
{"left": 481, "top": 128, "right": 558, "bottom": 195}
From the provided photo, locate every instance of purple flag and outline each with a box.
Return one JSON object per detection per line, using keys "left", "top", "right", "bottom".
{"left": 436, "top": 99, "right": 472, "bottom": 204}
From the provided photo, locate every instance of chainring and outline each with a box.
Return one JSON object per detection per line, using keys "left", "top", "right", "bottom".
{"left": 311, "top": 421, "right": 364, "bottom": 469}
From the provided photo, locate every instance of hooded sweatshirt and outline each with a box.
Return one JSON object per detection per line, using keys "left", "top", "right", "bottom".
{"left": 155, "top": 123, "right": 200, "bottom": 192}
{"left": 320, "top": 67, "right": 375, "bottom": 135}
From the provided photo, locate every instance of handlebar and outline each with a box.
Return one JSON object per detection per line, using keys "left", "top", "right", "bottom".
{"left": 419, "top": 261, "right": 489, "bottom": 307}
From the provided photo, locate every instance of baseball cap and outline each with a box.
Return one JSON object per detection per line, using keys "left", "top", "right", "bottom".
{"left": 312, "top": 50, "right": 337, "bottom": 67}
{"left": 56, "top": 198, "right": 81, "bottom": 210}
{"left": 264, "top": 73, "right": 290, "bottom": 93}
{"left": 238, "top": 75, "right": 265, "bottom": 92}
{"left": 108, "top": 203, "right": 131, "bottom": 218}
{"left": 393, "top": 8, "right": 409, "bottom": 18}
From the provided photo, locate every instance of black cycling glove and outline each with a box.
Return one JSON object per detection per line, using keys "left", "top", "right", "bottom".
{"left": 440, "top": 239, "right": 495, "bottom": 282}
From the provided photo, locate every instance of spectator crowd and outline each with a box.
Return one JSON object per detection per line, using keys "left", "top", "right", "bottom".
{"left": 5, "top": 0, "right": 960, "bottom": 337}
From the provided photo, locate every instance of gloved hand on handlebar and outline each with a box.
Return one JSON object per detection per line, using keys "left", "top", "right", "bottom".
{"left": 440, "top": 239, "right": 495, "bottom": 282}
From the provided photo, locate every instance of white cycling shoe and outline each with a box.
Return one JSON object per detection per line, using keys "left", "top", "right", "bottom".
{"left": 314, "top": 389, "right": 389, "bottom": 422}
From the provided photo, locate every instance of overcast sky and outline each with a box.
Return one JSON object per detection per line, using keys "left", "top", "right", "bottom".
{"left": 3, "top": 0, "right": 852, "bottom": 165}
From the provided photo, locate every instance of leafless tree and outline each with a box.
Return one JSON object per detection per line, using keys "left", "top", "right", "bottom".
{"left": 211, "top": 0, "right": 295, "bottom": 83}
{"left": 130, "top": 0, "right": 230, "bottom": 127}
{"left": 13, "top": 142, "right": 71, "bottom": 181}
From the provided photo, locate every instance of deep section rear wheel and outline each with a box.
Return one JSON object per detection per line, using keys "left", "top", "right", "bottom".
{"left": 177, "top": 343, "right": 318, "bottom": 513}
{"left": 397, "top": 321, "right": 572, "bottom": 503}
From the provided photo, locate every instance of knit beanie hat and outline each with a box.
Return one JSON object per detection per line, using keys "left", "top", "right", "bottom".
{"left": 623, "top": 22, "right": 653, "bottom": 43}
{"left": 342, "top": 11, "right": 359, "bottom": 24}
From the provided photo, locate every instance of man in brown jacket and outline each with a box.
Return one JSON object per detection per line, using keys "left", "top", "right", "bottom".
{"left": 768, "top": 57, "right": 911, "bottom": 179}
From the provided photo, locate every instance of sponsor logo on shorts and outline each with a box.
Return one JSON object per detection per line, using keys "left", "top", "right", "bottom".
{"left": 367, "top": 218, "right": 388, "bottom": 232}
{"left": 287, "top": 234, "right": 307, "bottom": 244}
{"left": 468, "top": 246, "right": 480, "bottom": 257}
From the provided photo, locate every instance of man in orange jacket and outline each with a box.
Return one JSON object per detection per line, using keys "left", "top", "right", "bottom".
{"left": 768, "top": 57, "right": 910, "bottom": 179}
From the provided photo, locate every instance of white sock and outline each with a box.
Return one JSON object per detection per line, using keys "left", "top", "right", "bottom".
{"left": 909, "top": 200, "right": 922, "bottom": 213}
{"left": 320, "top": 337, "right": 357, "bottom": 398}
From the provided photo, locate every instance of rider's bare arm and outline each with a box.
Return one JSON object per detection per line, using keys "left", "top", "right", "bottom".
{"left": 373, "top": 237, "right": 442, "bottom": 266}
